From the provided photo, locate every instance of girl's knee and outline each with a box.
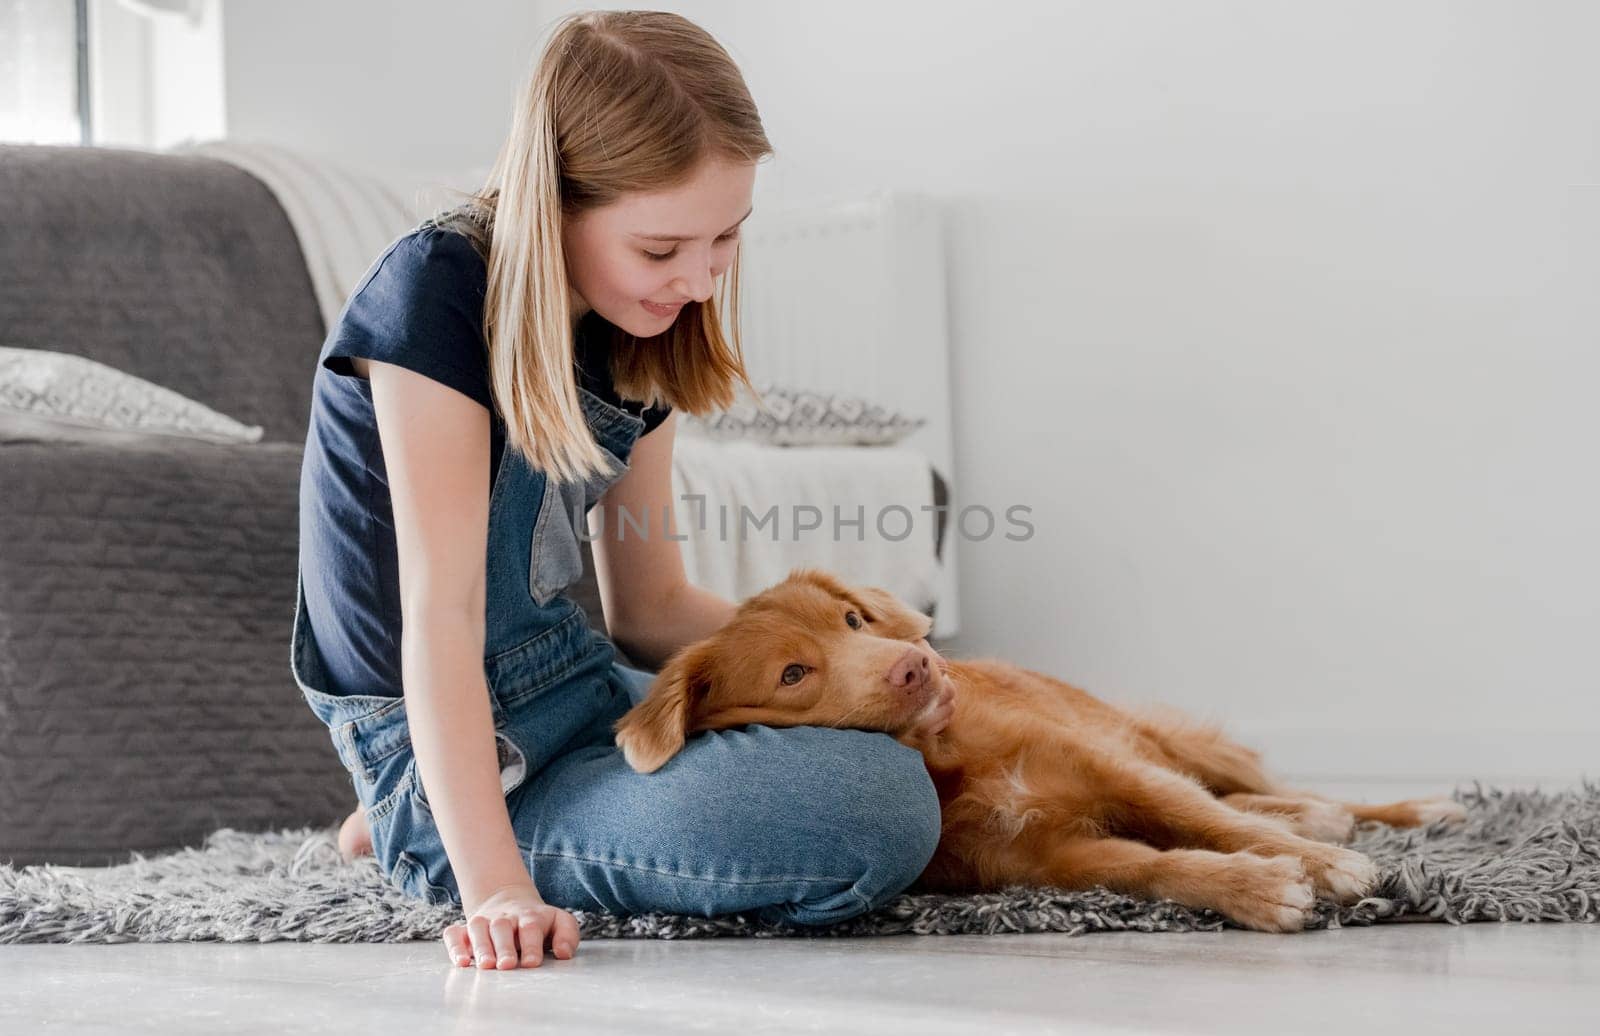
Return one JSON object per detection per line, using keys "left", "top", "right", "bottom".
{"left": 791, "top": 726, "right": 943, "bottom": 903}
{"left": 526, "top": 722, "right": 942, "bottom": 925}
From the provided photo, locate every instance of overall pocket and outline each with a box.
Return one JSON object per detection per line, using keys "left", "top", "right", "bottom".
{"left": 296, "top": 683, "right": 409, "bottom": 785}
{"left": 528, "top": 475, "right": 587, "bottom": 606}
{"left": 390, "top": 849, "right": 461, "bottom": 907}
{"left": 528, "top": 446, "right": 627, "bottom": 606}
{"left": 329, "top": 694, "right": 412, "bottom": 786}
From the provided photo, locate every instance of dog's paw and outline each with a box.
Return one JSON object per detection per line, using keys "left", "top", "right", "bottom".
{"left": 1300, "top": 845, "right": 1378, "bottom": 904}
{"left": 1293, "top": 801, "right": 1357, "bottom": 844}
{"left": 1220, "top": 855, "right": 1316, "bottom": 933}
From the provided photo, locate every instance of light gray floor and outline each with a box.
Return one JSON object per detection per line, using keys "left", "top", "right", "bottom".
{"left": 3, "top": 925, "right": 1597, "bottom": 1035}
{"left": 3, "top": 779, "right": 1594, "bottom": 1035}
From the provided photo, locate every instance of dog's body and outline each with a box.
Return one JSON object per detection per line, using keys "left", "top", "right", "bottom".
{"left": 614, "top": 568, "right": 1465, "bottom": 932}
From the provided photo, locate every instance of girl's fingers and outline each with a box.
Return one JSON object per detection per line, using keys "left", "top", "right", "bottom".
{"left": 549, "top": 910, "right": 581, "bottom": 959}
{"left": 517, "top": 918, "right": 547, "bottom": 967}
{"left": 446, "top": 910, "right": 576, "bottom": 971}
{"left": 467, "top": 916, "right": 496, "bottom": 968}
{"left": 443, "top": 923, "right": 473, "bottom": 966}
{"left": 489, "top": 916, "right": 519, "bottom": 969}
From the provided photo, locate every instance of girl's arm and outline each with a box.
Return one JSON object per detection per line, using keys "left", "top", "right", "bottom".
{"left": 368, "top": 360, "right": 540, "bottom": 911}
{"left": 608, "top": 580, "right": 737, "bottom": 672}
{"left": 590, "top": 411, "right": 737, "bottom": 669}
{"left": 401, "top": 607, "right": 533, "bottom": 908}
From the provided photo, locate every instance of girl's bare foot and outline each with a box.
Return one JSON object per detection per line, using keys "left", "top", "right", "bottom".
{"left": 338, "top": 805, "right": 373, "bottom": 861}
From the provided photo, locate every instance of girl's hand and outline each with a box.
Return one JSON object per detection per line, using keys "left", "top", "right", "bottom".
{"left": 443, "top": 881, "right": 580, "bottom": 969}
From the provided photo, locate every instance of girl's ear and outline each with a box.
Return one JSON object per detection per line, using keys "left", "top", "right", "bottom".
{"left": 851, "top": 585, "right": 934, "bottom": 642}
{"left": 612, "top": 642, "right": 716, "bottom": 773}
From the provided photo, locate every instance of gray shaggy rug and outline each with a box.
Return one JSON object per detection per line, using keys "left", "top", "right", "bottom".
{"left": 2, "top": 782, "right": 1596, "bottom": 944}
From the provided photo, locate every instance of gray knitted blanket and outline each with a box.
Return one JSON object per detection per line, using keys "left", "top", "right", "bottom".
{"left": 2, "top": 783, "right": 1595, "bottom": 943}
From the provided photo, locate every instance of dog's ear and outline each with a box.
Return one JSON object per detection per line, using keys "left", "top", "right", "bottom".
{"left": 612, "top": 641, "right": 716, "bottom": 774}
{"left": 850, "top": 585, "right": 934, "bottom": 642}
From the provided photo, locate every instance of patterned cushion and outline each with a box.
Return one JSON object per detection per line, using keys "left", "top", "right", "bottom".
{"left": 0, "top": 346, "right": 264, "bottom": 446}
{"left": 681, "top": 383, "right": 924, "bottom": 446}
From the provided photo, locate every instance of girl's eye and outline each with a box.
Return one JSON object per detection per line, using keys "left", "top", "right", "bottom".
{"left": 642, "top": 232, "right": 739, "bottom": 262}
{"left": 781, "top": 664, "right": 807, "bottom": 686}
{"left": 845, "top": 611, "right": 862, "bottom": 630}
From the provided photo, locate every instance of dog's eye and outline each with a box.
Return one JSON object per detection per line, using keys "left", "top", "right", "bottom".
{"left": 845, "top": 611, "right": 862, "bottom": 630}
{"left": 780, "top": 664, "right": 807, "bottom": 686}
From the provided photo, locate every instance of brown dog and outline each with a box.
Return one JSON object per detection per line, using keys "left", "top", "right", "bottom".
{"left": 612, "top": 568, "right": 1466, "bottom": 932}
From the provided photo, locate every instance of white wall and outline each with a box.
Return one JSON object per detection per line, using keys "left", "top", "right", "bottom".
{"left": 220, "top": 0, "right": 1600, "bottom": 785}
{"left": 221, "top": 0, "right": 540, "bottom": 186}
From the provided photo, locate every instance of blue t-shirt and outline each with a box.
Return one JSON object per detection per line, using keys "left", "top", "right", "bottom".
{"left": 298, "top": 221, "right": 671, "bottom": 698}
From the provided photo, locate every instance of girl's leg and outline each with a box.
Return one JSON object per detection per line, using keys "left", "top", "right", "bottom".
{"left": 506, "top": 680, "right": 943, "bottom": 926}
{"left": 338, "top": 806, "right": 374, "bottom": 860}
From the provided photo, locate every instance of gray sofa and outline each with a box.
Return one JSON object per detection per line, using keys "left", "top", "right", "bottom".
{"left": 0, "top": 143, "right": 947, "bottom": 868}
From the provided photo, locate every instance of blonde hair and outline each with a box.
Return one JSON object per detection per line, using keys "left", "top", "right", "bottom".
{"left": 444, "top": 10, "right": 773, "bottom": 485}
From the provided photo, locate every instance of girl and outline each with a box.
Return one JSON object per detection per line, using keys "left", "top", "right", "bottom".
{"left": 291, "top": 10, "right": 949, "bottom": 972}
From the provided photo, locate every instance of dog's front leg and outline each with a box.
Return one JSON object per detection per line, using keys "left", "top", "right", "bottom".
{"left": 1036, "top": 835, "right": 1316, "bottom": 933}
{"left": 1098, "top": 757, "right": 1378, "bottom": 904}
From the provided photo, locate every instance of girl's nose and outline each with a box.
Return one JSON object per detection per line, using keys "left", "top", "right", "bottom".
{"left": 672, "top": 269, "right": 714, "bottom": 303}
{"left": 671, "top": 252, "right": 718, "bottom": 302}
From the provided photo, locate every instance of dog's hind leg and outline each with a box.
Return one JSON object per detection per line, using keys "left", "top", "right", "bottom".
{"left": 1294, "top": 794, "right": 1467, "bottom": 829}
{"left": 1219, "top": 793, "right": 1356, "bottom": 843}
{"left": 1223, "top": 791, "right": 1466, "bottom": 835}
{"left": 1123, "top": 708, "right": 1467, "bottom": 830}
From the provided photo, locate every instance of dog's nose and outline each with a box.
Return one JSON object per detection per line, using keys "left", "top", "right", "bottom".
{"left": 886, "top": 647, "right": 931, "bottom": 690}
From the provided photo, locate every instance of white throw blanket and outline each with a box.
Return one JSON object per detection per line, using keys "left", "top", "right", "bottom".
{"left": 668, "top": 436, "right": 942, "bottom": 617}
{"left": 176, "top": 139, "right": 424, "bottom": 333}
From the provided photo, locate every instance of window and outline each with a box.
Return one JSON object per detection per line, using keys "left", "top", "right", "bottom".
{"left": 0, "top": 0, "right": 89, "bottom": 144}
{"left": 0, "top": 0, "right": 224, "bottom": 148}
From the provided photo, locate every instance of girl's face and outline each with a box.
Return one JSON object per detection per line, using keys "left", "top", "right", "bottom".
{"left": 562, "top": 156, "right": 757, "bottom": 337}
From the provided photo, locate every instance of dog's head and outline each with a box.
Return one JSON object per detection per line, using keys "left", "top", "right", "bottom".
{"left": 613, "top": 568, "right": 946, "bottom": 773}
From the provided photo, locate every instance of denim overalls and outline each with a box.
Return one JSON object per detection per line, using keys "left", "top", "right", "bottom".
{"left": 292, "top": 385, "right": 943, "bottom": 925}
